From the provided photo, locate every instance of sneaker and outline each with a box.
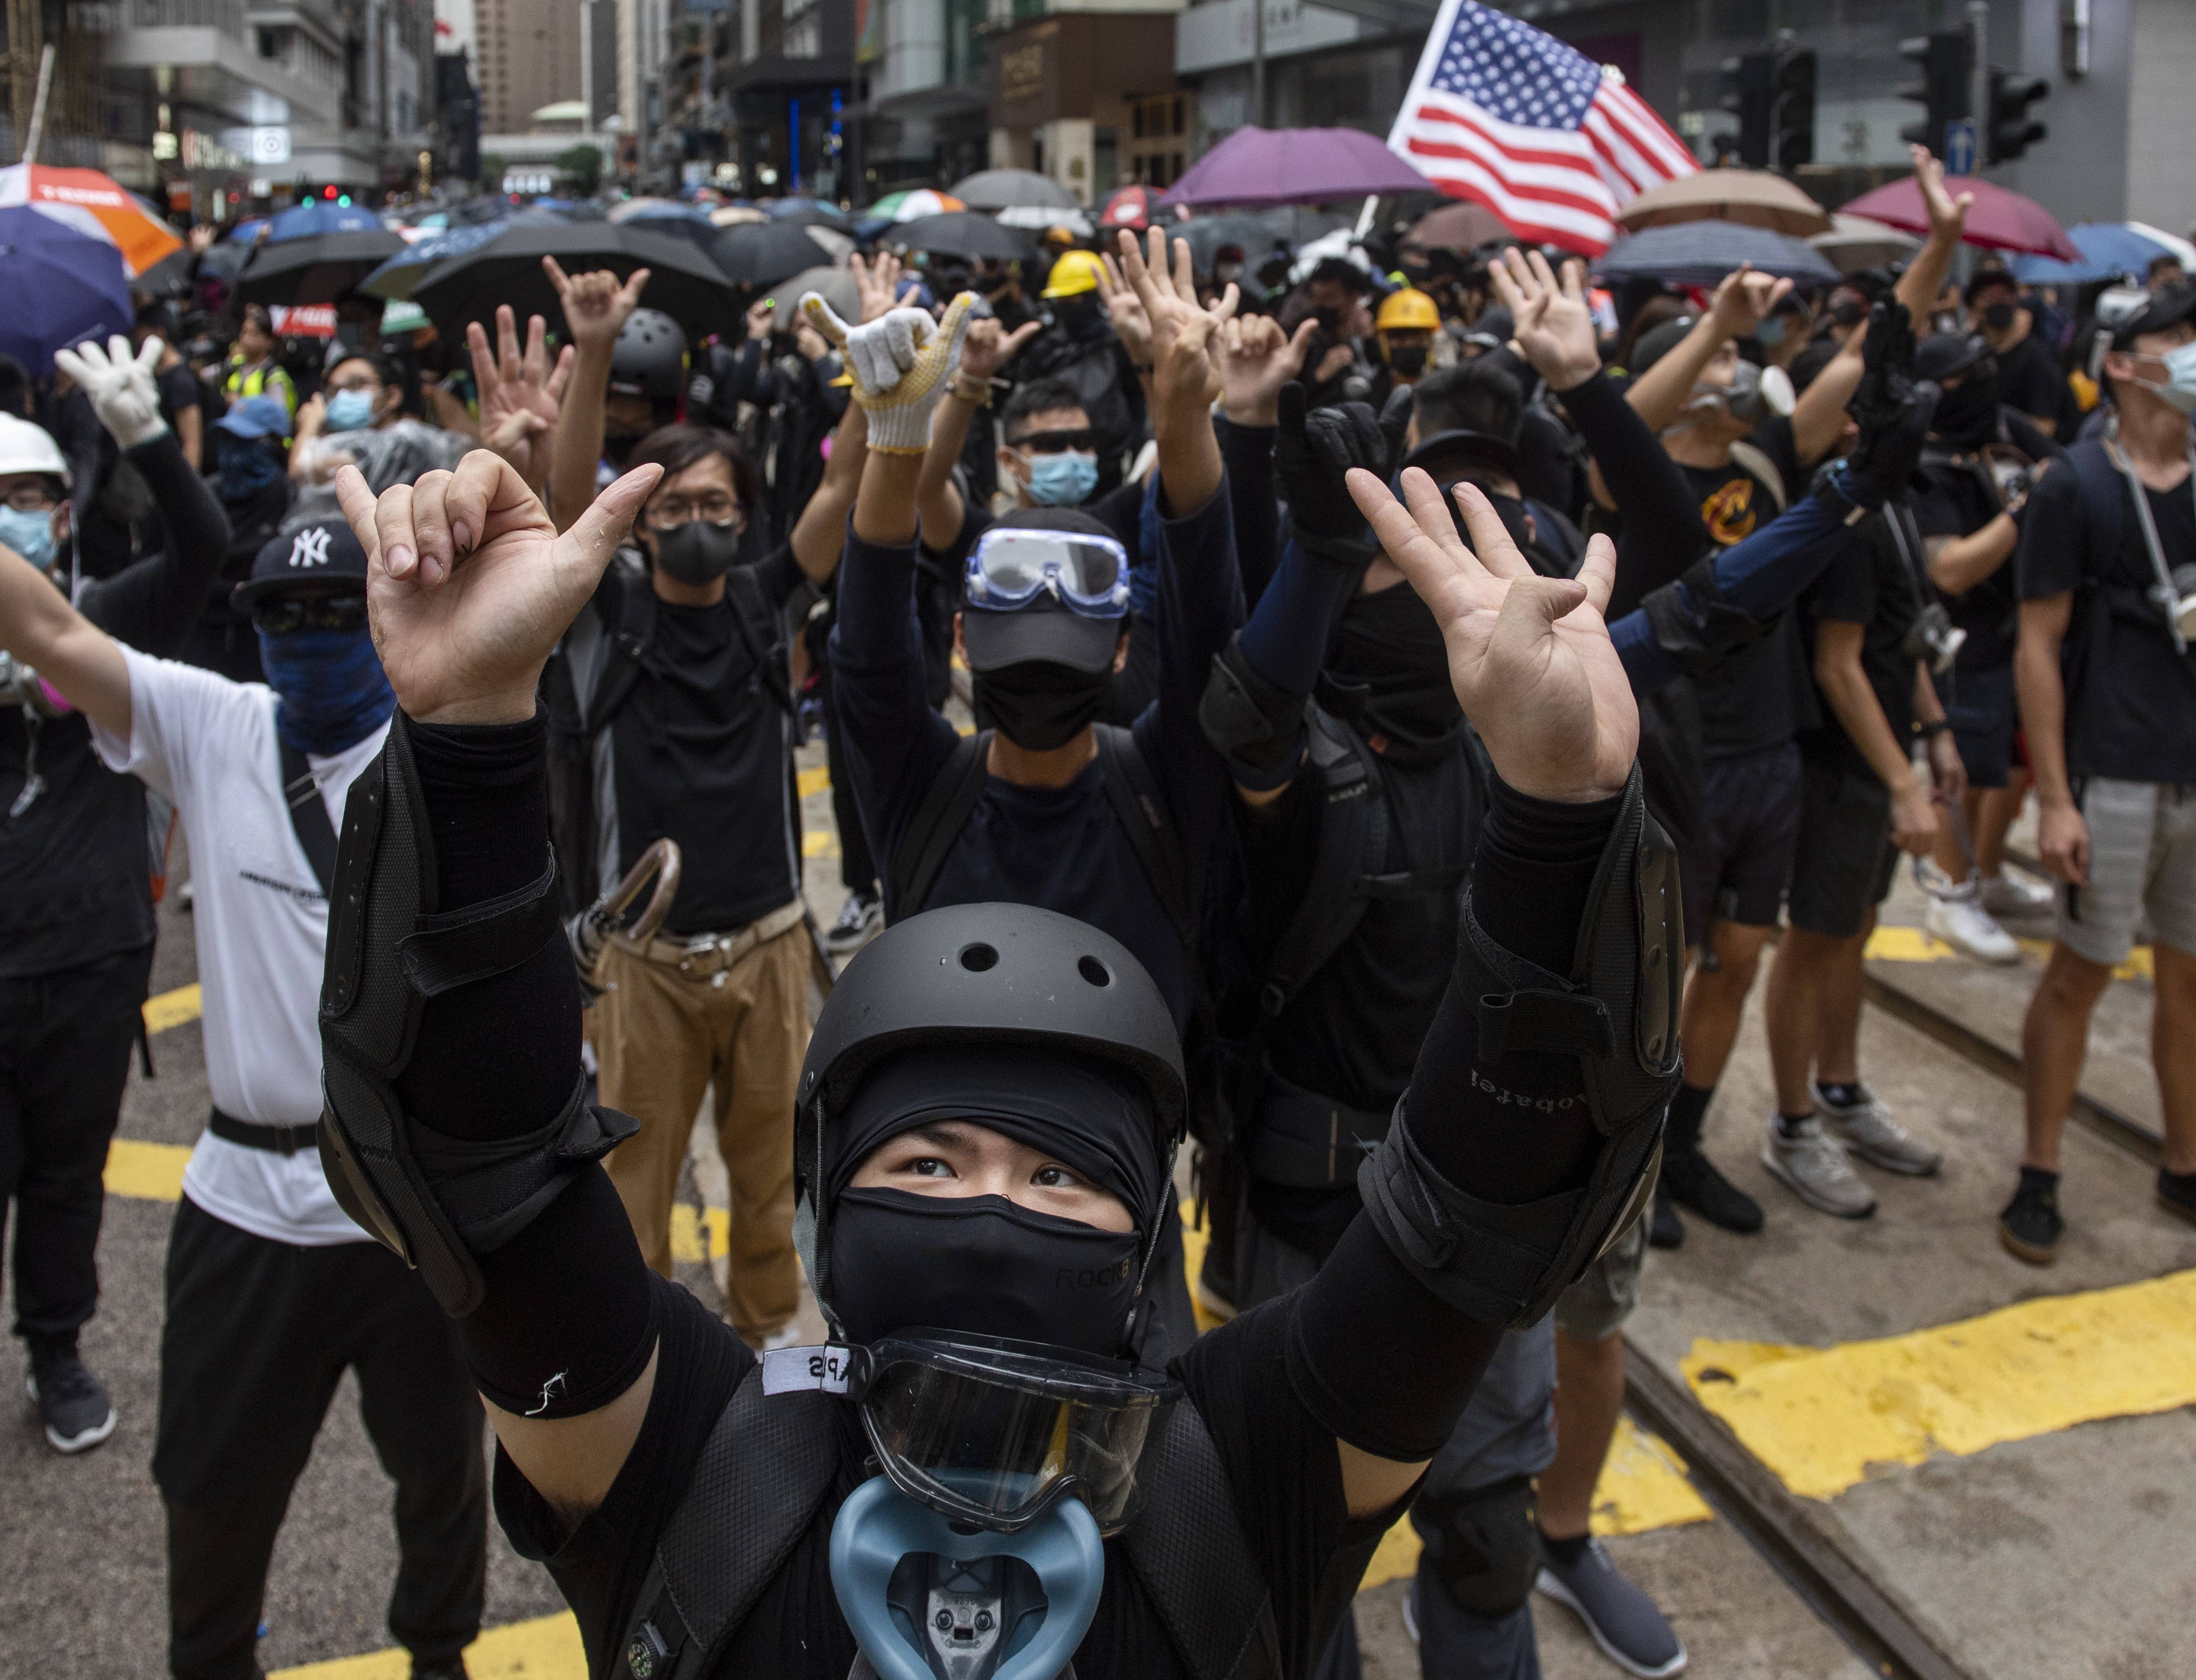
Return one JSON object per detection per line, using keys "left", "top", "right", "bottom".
{"left": 1923, "top": 889, "right": 2022, "bottom": 965}
{"left": 2157, "top": 1168, "right": 2196, "bottom": 1229}
{"left": 1537, "top": 1537, "right": 1687, "bottom": 1678}
{"left": 1762, "top": 1116, "right": 1876, "bottom": 1218}
{"left": 1648, "top": 1185, "right": 1685, "bottom": 1249}
{"left": 824, "top": 890, "right": 882, "bottom": 953}
{"left": 2000, "top": 1173, "right": 2063, "bottom": 1264}
{"left": 760, "top": 1324, "right": 805, "bottom": 1353}
{"left": 1979, "top": 870, "right": 2054, "bottom": 919}
{"left": 25, "top": 1352, "right": 117, "bottom": 1454}
{"left": 1813, "top": 1082, "right": 1942, "bottom": 1177}
{"left": 411, "top": 1663, "right": 470, "bottom": 1680}
{"left": 1659, "top": 1148, "right": 1764, "bottom": 1234}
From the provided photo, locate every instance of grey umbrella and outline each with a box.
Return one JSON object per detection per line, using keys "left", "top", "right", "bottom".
{"left": 1593, "top": 220, "right": 1842, "bottom": 290}
{"left": 952, "top": 169, "right": 1077, "bottom": 212}
{"left": 891, "top": 211, "right": 1035, "bottom": 263}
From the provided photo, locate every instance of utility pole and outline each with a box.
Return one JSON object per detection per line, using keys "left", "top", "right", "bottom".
{"left": 1251, "top": 0, "right": 1265, "bottom": 128}
{"left": 1966, "top": 1, "right": 1989, "bottom": 171}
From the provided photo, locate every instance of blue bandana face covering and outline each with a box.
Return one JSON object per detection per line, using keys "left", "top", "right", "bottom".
{"left": 258, "top": 626, "right": 397, "bottom": 756}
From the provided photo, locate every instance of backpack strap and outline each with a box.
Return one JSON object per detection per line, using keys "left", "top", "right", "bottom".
{"left": 1255, "top": 707, "right": 1384, "bottom": 1024}
{"left": 615, "top": 1367, "right": 840, "bottom": 1680}
{"left": 2071, "top": 436, "right": 2128, "bottom": 583}
{"left": 277, "top": 735, "right": 338, "bottom": 897}
{"left": 1093, "top": 723, "right": 1192, "bottom": 946}
{"left": 1120, "top": 1402, "right": 1283, "bottom": 1680}
{"left": 577, "top": 556, "right": 656, "bottom": 737}
{"left": 723, "top": 562, "right": 797, "bottom": 719}
{"left": 886, "top": 729, "right": 993, "bottom": 923}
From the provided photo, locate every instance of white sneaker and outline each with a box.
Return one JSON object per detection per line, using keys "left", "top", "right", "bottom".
{"left": 1812, "top": 1081, "right": 1942, "bottom": 1176}
{"left": 1979, "top": 870, "right": 2054, "bottom": 918}
{"left": 759, "top": 1324, "right": 806, "bottom": 1353}
{"left": 1762, "top": 1115, "right": 1877, "bottom": 1218}
{"left": 1924, "top": 890, "right": 2022, "bottom": 964}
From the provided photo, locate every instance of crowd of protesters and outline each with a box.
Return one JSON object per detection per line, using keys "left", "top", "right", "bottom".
{"left": 0, "top": 137, "right": 2192, "bottom": 1680}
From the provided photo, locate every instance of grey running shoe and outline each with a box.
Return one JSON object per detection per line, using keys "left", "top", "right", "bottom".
{"left": 1979, "top": 869, "right": 2054, "bottom": 918}
{"left": 1762, "top": 1115, "right": 1877, "bottom": 1218}
{"left": 1536, "top": 1538, "right": 1687, "bottom": 1678}
{"left": 1812, "top": 1081, "right": 1942, "bottom": 1177}
{"left": 25, "top": 1353, "right": 117, "bottom": 1454}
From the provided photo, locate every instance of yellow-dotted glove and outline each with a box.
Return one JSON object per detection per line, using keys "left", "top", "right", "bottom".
{"left": 801, "top": 291, "right": 977, "bottom": 454}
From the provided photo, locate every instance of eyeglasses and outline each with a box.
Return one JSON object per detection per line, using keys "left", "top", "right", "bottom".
{"left": 325, "top": 376, "right": 383, "bottom": 395}
{"left": 1008, "top": 428, "right": 1095, "bottom": 457}
{"left": 2, "top": 485, "right": 58, "bottom": 513}
{"left": 645, "top": 496, "right": 744, "bottom": 529}
{"left": 251, "top": 593, "right": 369, "bottom": 635}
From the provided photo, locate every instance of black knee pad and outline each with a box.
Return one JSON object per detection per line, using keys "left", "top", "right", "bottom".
{"left": 1413, "top": 1475, "right": 1540, "bottom": 1619}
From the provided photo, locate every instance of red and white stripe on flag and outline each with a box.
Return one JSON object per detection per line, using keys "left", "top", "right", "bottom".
{"left": 1385, "top": 0, "right": 1695, "bottom": 257}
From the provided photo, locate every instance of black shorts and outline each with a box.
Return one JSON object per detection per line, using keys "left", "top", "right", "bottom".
{"left": 1679, "top": 741, "right": 1803, "bottom": 937}
{"left": 1788, "top": 757, "right": 1899, "bottom": 938}
{"left": 1933, "top": 659, "right": 2015, "bottom": 790}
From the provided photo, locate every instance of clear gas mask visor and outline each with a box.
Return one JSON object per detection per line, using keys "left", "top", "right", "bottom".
{"left": 964, "top": 527, "right": 1130, "bottom": 619}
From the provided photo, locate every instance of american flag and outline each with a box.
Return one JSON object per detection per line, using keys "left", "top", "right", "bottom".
{"left": 1388, "top": 0, "right": 1697, "bottom": 257}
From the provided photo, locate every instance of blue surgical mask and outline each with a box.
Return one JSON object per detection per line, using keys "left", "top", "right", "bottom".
{"left": 1757, "top": 315, "right": 1792, "bottom": 349}
{"left": 257, "top": 625, "right": 396, "bottom": 756}
{"left": 0, "top": 504, "right": 59, "bottom": 568}
{"left": 1024, "top": 450, "right": 1099, "bottom": 508}
{"left": 323, "top": 388, "right": 376, "bottom": 432}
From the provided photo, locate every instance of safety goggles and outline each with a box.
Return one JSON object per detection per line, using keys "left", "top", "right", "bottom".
{"left": 250, "top": 593, "right": 370, "bottom": 636}
{"left": 964, "top": 527, "right": 1129, "bottom": 619}
{"left": 845, "top": 1332, "right": 1179, "bottom": 1537}
{"left": 1007, "top": 427, "right": 1095, "bottom": 456}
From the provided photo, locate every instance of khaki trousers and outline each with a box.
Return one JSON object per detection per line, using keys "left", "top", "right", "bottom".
{"left": 596, "top": 910, "right": 809, "bottom": 1342}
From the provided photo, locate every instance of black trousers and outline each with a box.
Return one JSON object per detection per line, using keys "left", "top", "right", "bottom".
{"left": 154, "top": 1198, "right": 487, "bottom": 1680}
{"left": 0, "top": 941, "right": 154, "bottom": 1348}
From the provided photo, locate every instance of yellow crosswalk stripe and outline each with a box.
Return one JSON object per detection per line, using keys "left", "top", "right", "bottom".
{"left": 269, "top": 1610, "right": 585, "bottom": 1678}
{"left": 798, "top": 765, "right": 831, "bottom": 799}
{"left": 143, "top": 982, "right": 203, "bottom": 1033}
{"left": 1864, "top": 923, "right": 2153, "bottom": 982}
{"left": 105, "top": 1137, "right": 189, "bottom": 1201}
{"left": 802, "top": 829, "right": 839, "bottom": 858}
{"left": 669, "top": 1201, "right": 730, "bottom": 1263}
{"left": 1681, "top": 1267, "right": 2196, "bottom": 1501}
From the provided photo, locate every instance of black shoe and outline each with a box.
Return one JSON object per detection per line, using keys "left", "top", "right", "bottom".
{"left": 1659, "top": 1148, "right": 1763, "bottom": 1234}
{"left": 412, "top": 1663, "right": 470, "bottom": 1680}
{"left": 25, "top": 1350, "right": 117, "bottom": 1454}
{"left": 2000, "top": 1172, "right": 2063, "bottom": 1265}
{"left": 824, "top": 889, "right": 881, "bottom": 953}
{"left": 1648, "top": 1185, "right": 1684, "bottom": 1249}
{"left": 2155, "top": 1168, "right": 2196, "bottom": 1229}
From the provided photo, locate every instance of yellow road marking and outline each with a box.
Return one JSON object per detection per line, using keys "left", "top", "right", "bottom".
{"left": 144, "top": 982, "right": 203, "bottom": 1033}
{"left": 802, "top": 829, "right": 838, "bottom": 858}
{"left": 1864, "top": 923, "right": 2152, "bottom": 982}
{"left": 798, "top": 765, "right": 831, "bottom": 799}
{"left": 105, "top": 1137, "right": 189, "bottom": 1202}
{"left": 669, "top": 1202, "right": 731, "bottom": 1263}
{"left": 270, "top": 1610, "right": 585, "bottom": 1678}
{"left": 1682, "top": 1267, "right": 2196, "bottom": 1501}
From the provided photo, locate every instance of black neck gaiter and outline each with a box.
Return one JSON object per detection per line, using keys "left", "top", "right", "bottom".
{"left": 1329, "top": 581, "right": 1462, "bottom": 751}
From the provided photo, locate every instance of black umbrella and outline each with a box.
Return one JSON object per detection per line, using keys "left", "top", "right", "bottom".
{"left": 1178, "top": 213, "right": 1287, "bottom": 270}
{"left": 413, "top": 222, "right": 741, "bottom": 339}
{"left": 1593, "top": 219, "right": 1841, "bottom": 289}
{"left": 133, "top": 245, "right": 200, "bottom": 299}
{"left": 891, "top": 211, "right": 1034, "bottom": 263}
{"left": 708, "top": 220, "right": 836, "bottom": 287}
{"left": 233, "top": 227, "right": 408, "bottom": 306}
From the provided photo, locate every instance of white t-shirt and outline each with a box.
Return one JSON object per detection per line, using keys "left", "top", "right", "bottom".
{"left": 94, "top": 645, "right": 389, "bottom": 1246}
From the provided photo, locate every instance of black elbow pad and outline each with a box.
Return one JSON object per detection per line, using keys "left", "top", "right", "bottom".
{"left": 317, "top": 711, "right": 636, "bottom": 1316}
{"left": 1639, "top": 554, "right": 1771, "bottom": 679}
{"left": 1198, "top": 632, "right": 1307, "bottom": 785}
{"left": 1357, "top": 767, "right": 1682, "bottom": 1328}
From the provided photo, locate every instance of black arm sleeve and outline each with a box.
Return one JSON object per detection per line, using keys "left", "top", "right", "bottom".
{"left": 74, "top": 433, "right": 232, "bottom": 653}
{"left": 396, "top": 712, "right": 658, "bottom": 1415}
{"left": 1557, "top": 373, "right": 1706, "bottom": 619}
{"left": 1284, "top": 777, "right": 1618, "bottom": 1461}
{"left": 1216, "top": 417, "right": 1283, "bottom": 610}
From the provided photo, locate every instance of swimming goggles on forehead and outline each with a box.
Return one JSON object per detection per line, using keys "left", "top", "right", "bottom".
{"left": 965, "top": 526, "right": 1130, "bottom": 619}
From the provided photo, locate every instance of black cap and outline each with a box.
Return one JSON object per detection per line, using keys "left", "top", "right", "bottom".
{"left": 962, "top": 597, "right": 1122, "bottom": 675}
{"left": 1628, "top": 315, "right": 1698, "bottom": 377}
{"left": 1964, "top": 267, "right": 2020, "bottom": 304}
{"left": 1403, "top": 427, "right": 1520, "bottom": 483}
{"left": 1914, "top": 332, "right": 1993, "bottom": 384}
{"left": 233, "top": 518, "right": 370, "bottom": 610}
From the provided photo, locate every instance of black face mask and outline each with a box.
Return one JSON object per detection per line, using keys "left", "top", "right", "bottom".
{"left": 1053, "top": 293, "right": 1103, "bottom": 335}
{"left": 974, "top": 659, "right": 1112, "bottom": 752}
{"left": 1386, "top": 343, "right": 1429, "bottom": 378}
{"left": 1981, "top": 300, "right": 2016, "bottom": 332}
{"left": 1329, "top": 581, "right": 1460, "bottom": 749}
{"left": 651, "top": 519, "right": 741, "bottom": 585}
{"left": 1314, "top": 306, "right": 1344, "bottom": 335}
{"left": 1932, "top": 364, "right": 2001, "bottom": 448}
{"left": 829, "top": 1188, "right": 1142, "bottom": 1355}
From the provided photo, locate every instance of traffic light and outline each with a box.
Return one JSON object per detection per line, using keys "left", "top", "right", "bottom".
{"left": 1898, "top": 30, "right": 1972, "bottom": 159}
{"left": 1720, "top": 49, "right": 1774, "bottom": 169}
{"left": 1987, "top": 67, "right": 2049, "bottom": 162}
{"left": 1770, "top": 46, "right": 1816, "bottom": 171}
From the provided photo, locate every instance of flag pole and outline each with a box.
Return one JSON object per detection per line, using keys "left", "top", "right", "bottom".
{"left": 22, "top": 42, "right": 55, "bottom": 165}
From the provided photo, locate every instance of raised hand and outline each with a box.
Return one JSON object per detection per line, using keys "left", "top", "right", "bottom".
{"left": 53, "top": 335, "right": 167, "bottom": 448}
{"left": 1095, "top": 252, "right": 1154, "bottom": 367}
{"left": 543, "top": 258, "right": 650, "bottom": 353}
{"left": 333, "top": 450, "right": 662, "bottom": 725}
{"left": 1911, "top": 144, "right": 1974, "bottom": 243}
{"left": 957, "top": 314, "right": 1042, "bottom": 385}
{"left": 851, "top": 251, "right": 906, "bottom": 325}
{"left": 1218, "top": 312, "right": 1317, "bottom": 426}
{"left": 1708, "top": 263, "right": 1794, "bottom": 343}
{"left": 469, "top": 304, "right": 574, "bottom": 489}
{"left": 802, "top": 290, "right": 976, "bottom": 452}
{"left": 1347, "top": 467, "right": 1635, "bottom": 802}
{"left": 1276, "top": 383, "right": 1389, "bottom": 551}
{"left": 1118, "top": 226, "right": 1236, "bottom": 415}
{"left": 746, "top": 298, "right": 776, "bottom": 343}
{"left": 1489, "top": 248, "right": 1601, "bottom": 392}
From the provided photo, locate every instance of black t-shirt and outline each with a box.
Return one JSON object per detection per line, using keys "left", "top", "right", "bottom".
{"left": 155, "top": 360, "right": 202, "bottom": 432}
{"left": 609, "top": 547, "right": 806, "bottom": 934}
{"left": 1995, "top": 332, "right": 2073, "bottom": 436}
{"left": 1678, "top": 418, "right": 1816, "bottom": 760}
{"left": 496, "top": 1276, "right": 1391, "bottom": 1679}
{"left": 1798, "top": 507, "right": 1925, "bottom": 780}
{"left": 1908, "top": 410, "right": 2062, "bottom": 675}
{"left": 2020, "top": 456, "right": 2196, "bottom": 783}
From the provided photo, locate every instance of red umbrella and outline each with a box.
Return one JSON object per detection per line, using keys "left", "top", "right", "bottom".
{"left": 1099, "top": 186, "right": 1162, "bottom": 232}
{"left": 1840, "top": 175, "right": 2079, "bottom": 262}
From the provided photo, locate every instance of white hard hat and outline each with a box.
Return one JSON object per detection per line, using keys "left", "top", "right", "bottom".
{"left": 0, "top": 414, "right": 69, "bottom": 486}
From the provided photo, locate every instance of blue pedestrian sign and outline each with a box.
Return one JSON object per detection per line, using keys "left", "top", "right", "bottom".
{"left": 1945, "top": 119, "right": 1978, "bottom": 176}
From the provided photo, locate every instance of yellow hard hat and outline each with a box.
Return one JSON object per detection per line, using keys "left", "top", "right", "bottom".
{"left": 1042, "top": 249, "right": 1107, "bottom": 299}
{"left": 1376, "top": 287, "right": 1440, "bottom": 333}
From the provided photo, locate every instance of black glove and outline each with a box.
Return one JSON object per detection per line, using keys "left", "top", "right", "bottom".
{"left": 1276, "top": 381, "right": 1398, "bottom": 562}
{"left": 1843, "top": 299, "right": 1941, "bottom": 508}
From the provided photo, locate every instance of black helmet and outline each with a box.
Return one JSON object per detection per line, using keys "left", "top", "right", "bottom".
{"left": 609, "top": 307, "right": 687, "bottom": 399}
{"left": 793, "top": 903, "right": 1185, "bottom": 1320}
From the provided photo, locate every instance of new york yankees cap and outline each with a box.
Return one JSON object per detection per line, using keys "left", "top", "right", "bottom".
{"left": 233, "top": 517, "right": 371, "bottom": 609}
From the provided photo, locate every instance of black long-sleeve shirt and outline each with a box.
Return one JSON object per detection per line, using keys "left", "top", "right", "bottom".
{"left": 1557, "top": 372, "right": 1711, "bottom": 620}
{"left": 0, "top": 431, "right": 230, "bottom": 977}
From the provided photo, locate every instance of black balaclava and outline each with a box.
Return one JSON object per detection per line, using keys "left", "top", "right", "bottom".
{"left": 1053, "top": 293, "right": 1105, "bottom": 338}
{"left": 824, "top": 1044, "right": 1166, "bottom": 1359}
{"left": 1931, "top": 359, "right": 2002, "bottom": 449}
{"left": 1330, "top": 580, "right": 1462, "bottom": 751}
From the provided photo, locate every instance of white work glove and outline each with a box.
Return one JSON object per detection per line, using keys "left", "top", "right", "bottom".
{"left": 54, "top": 334, "right": 170, "bottom": 450}
{"left": 800, "top": 292, "right": 975, "bottom": 454}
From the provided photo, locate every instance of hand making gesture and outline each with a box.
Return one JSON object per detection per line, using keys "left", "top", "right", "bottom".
{"left": 1117, "top": 226, "right": 1236, "bottom": 416}
{"left": 1348, "top": 469, "right": 1635, "bottom": 803}
{"left": 851, "top": 251, "right": 907, "bottom": 325}
{"left": 1217, "top": 312, "right": 1318, "bottom": 426}
{"left": 1708, "top": 262, "right": 1795, "bottom": 344}
{"left": 468, "top": 303, "right": 575, "bottom": 489}
{"left": 957, "top": 313, "right": 1042, "bottom": 386}
{"left": 544, "top": 259, "right": 651, "bottom": 353}
{"left": 1095, "top": 251, "right": 1155, "bottom": 370}
{"left": 1488, "top": 249, "right": 1602, "bottom": 393}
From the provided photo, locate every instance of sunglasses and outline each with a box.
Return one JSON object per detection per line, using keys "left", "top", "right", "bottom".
{"left": 251, "top": 593, "right": 369, "bottom": 636}
{"left": 1008, "top": 428, "right": 1095, "bottom": 456}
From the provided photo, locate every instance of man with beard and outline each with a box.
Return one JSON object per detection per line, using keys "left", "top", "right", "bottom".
{"left": 1006, "top": 248, "right": 1148, "bottom": 494}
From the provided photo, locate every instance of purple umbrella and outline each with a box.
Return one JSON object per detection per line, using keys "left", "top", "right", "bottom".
{"left": 0, "top": 208, "right": 132, "bottom": 374}
{"left": 1161, "top": 126, "right": 1432, "bottom": 209}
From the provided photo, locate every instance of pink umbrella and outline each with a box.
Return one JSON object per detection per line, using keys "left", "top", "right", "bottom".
{"left": 1161, "top": 126, "right": 1433, "bottom": 210}
{"left": 1841, "top": 175, "right": 2079, "bottom": 262}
